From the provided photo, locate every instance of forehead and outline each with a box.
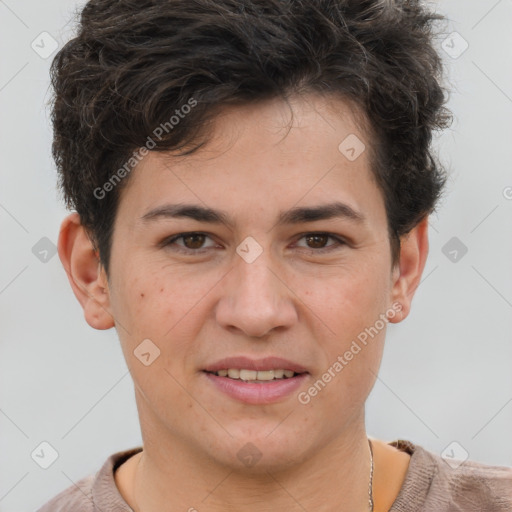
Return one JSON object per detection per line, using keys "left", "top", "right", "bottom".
{"left": 117, "top": 94, "right": 385, "bottom": 228}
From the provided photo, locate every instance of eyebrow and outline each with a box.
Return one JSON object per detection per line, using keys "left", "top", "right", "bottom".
{"left": 140, "top": 201, "right": 365, "bottom": 229}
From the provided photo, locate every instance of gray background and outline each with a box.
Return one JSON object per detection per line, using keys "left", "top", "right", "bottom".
{"left": 1, "top": 1, "right": 511, "bottom": 510}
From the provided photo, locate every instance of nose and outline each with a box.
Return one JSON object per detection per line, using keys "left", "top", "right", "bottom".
{"left": 215, "top": 248, "right": 298, "bottom": 338}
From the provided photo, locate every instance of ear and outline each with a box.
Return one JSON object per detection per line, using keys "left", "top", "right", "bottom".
{"left": 57, "top": 212, "right": 115, "bottom": 330}
{"left": 388, "top": 216, "right": 429, "bottom": 323}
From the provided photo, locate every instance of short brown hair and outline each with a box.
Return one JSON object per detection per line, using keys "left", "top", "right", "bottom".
{"left": 50, "top": 0, "right": 452, "bottom": 274}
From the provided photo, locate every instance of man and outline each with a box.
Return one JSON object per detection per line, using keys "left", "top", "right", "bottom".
{"left": 38, "top": 0, "right": 512, "bottom": 510}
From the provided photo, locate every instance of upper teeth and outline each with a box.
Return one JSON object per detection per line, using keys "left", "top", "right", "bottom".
{"left": 215, "top": 369, "right": 296, "bottom": 380}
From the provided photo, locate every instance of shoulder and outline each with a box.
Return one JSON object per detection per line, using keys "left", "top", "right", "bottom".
{"left": 389, "top": 439, "right": 512, "bottom": 512}
{"left": 36, "top": 474, "right": 96, "bottom": 512}
{"left": 436, "top": 452, "right": 512, "bottom": 510}
{"left": 35, "top": 447, "right": 143, "bottom": 512}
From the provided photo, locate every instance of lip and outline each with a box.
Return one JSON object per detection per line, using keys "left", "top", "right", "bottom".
{"left": 202, "top": 371, "right": 309, "bottom": 405}
{"left": 202, "top": 356, "right": 309, "bottom": 374}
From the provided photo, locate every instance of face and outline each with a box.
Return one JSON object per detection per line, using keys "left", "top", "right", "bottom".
{"left": 89, "top": 94, "right": 414, "bottom": 472}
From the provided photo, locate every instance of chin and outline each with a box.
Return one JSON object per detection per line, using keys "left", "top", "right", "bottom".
{"left": 202, "top": 425, "right": 312, "bottom": 474}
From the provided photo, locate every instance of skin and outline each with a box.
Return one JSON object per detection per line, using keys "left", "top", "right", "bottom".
{"left": 58, "top": 93, "right": 428, "bottom": 512}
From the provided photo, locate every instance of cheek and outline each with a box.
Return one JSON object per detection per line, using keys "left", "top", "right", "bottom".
{"left": 113, "top": 260, "right": 174, "bottom": 317}
{"left": 298, "top": 265, "right": 389, "bottom": 390}
{"left": 114, "top": 268, "right": 212, "bottom": 360}
{"left": 300, "top": 266, "right": 390, "bottom": 330}
{"left": 108, "top": 268, "right": 172, "bottom": 357}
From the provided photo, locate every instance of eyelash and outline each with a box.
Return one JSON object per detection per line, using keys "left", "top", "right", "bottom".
{"left": 160, "top": 232, "right": 347, "bottom": 255}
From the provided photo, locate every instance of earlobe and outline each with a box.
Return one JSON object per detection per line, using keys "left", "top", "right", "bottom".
{"left": 57, "top": 212, "right": 115, "bottom": 330}
{"left": 388, "top": 216, "right": 429, "bottom": 324}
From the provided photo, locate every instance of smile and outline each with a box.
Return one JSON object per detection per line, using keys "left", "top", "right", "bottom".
{"left": 202, "top": 370, "right": 309, "bottom": 404}
{"left": 207, "top": 369, "right": 301, "bottom": 382}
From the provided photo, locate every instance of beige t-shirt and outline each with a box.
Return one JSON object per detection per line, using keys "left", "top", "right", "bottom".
{"left": 36, "top": 439, "right": 512, "bottom": 511}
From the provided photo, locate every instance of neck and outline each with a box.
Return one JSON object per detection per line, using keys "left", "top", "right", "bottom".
{"left": 131, "top": 418, "right": 373, "bottom": 512}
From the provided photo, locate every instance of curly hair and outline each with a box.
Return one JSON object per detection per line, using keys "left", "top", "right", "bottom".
{"left": 50, "top": 0, "right": 452, "bottom": 275}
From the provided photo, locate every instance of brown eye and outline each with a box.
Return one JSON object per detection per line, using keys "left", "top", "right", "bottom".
{"left": 295, "top": 233, "right": 346, "bottom": 254}
{"left": 181, "top": 233, "right": 207, "bottom": 249}
{"left": 305, "top": 234, "right": 330, "bottom": 249}
{"left": 161, "top": 232, "right": 217, "bottom": 253}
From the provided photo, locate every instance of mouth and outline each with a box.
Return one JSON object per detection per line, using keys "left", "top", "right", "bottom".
{"left": 201, "top": 356, "right": 310, "bottom": 404}
{"left": 201, "top": 360, "right": 309, "bottom": 404}
{"left": 203, "top": 368, "right": 307, "bottom": 383}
